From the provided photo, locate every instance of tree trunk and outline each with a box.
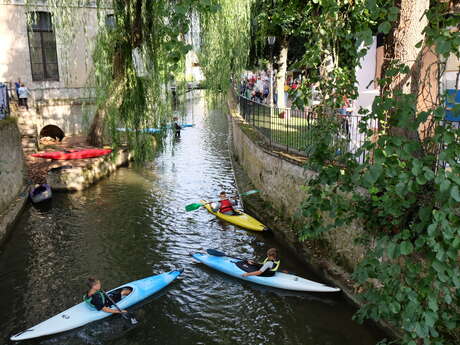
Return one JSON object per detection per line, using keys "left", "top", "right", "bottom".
{"left": 87, "top": 108, "right": 106, "bottom": 147}
{"left": 87, "top": 0, "right": 143, "bottom": 146}
{"left": 276, "top": 36, "right": 289, "bottom": 108}
{"left": 382, "top": 0, "right": 430, "bottom": 139}
{"left": 391, "top": 0, "right": 429, "bottom": 95}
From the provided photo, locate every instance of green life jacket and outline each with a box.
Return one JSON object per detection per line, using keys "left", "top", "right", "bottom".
{"left": 262, "top": 257, "right": 280, "bottom": 272}
{"left": 83, "top": 290, "right": 105, "bottom": 309}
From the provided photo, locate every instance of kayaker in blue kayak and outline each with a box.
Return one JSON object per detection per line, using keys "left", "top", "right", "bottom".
{"left": 173, "top": 117, "right": 181, "bottom": 137}
{"left": 241, "top": 248, "right": 280, "bottom": 277}
{"left": 84, "top": 277, "right": 131, "bottom": 314}
{"left": 212, "top": 191, "right": 238, "bottom": 215}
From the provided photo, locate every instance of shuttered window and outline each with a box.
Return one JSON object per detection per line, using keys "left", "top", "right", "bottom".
{"left": 27, "top": 12, "right": 59, "bottom": 81}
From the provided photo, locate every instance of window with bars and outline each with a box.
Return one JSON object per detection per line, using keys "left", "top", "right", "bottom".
{"left": 27, "top": 12, "right": 59, "bottom": 81}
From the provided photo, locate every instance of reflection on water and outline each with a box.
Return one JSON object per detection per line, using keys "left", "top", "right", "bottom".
{"left": 0, "top": 92, "right": 384, "bottom": 345}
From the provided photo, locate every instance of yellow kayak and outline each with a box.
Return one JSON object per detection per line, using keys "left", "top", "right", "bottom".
{"left": 201, "top": 200, "right": 268, "bottom": 232}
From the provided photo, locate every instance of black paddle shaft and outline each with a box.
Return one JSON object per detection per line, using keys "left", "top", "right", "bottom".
{"left": 206, "top": 249, "right": 245, "bottom": 261}
{"left": 102, "top": 291, "right": 137, "bottom": 324}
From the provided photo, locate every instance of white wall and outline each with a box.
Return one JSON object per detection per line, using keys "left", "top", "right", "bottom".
{"left": 354, "top": 37, "right": 379, "bottom": 115}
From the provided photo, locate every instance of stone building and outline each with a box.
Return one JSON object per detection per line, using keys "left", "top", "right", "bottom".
{"left": 0, "top": 0, "right": 112, "bottom": 149}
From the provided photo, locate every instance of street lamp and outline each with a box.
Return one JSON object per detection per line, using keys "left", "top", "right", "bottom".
{"left": 267, "top": 36, "right": 276, "bottom": 108}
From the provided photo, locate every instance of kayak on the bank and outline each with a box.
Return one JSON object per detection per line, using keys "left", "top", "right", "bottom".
{"left": 10, "top": 269, "right": 183, "bottom": 341}
{"left": 31, "top": 149, "right": 112, "bottom": 160}
{"left": 201, "top": 200, "right": 268, "bottom": 232}
{"left": 29, "top": 184, "right": 52, "bottom": 203}
{"left": 192, "top": 252, "right": 340, "bottom": 292}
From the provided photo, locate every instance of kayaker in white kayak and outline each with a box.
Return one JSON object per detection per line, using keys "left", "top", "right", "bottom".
{"left": 84, "top": 277, "right": 131, "bottom": 314}
{"left": 241, "top": 248, "right": 280, "bottom": 277}
{"left": 212, "top": 191, "right": 238, "bottom": 215}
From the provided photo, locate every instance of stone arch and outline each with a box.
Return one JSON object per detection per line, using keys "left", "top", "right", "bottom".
{"left": 39, "top": 125, "right": 65, "bottom": 142}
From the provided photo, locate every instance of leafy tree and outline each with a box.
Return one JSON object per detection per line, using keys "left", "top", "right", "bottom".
{"left": 298, "top": 1, "right": 460, "bottom": 344}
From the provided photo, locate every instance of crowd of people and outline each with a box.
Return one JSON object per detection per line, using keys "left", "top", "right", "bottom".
{"left": 239, "top": 71, "right": 272, "bottom": 104}
{"left": 239, "top": 70, "right": 303, "bottom": 107}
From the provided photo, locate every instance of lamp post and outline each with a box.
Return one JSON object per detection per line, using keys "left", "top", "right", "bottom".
{"left": 267, "top": 36, "right": 276, "bottom": 108}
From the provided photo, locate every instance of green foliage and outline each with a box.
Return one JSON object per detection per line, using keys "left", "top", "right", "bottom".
{"left": 0, "top": 117, "right": 17, "bottom": 129}
{"left": 199, "top": 0, "right": 254, "bottom": 91}
{"left": 297, "top": 2, "right": 460, "bottom": 344}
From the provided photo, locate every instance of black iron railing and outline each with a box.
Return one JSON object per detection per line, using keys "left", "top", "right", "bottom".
{"left": 0, "top": 82, "right": 11, "bottom": 120}
{"left": 238, "top": 95, "right": 376, "bottom": 163}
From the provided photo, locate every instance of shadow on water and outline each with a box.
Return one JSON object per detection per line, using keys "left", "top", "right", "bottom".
{"left": 0, "top": 91, "right": 386, "bottom": 345}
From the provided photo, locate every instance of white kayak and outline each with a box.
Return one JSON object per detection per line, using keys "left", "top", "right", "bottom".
{"left": 10, "top": 269, "right": 183, "bottom": 341}
{"left": 192, "top": 253, "right": 340, "bottom": 293}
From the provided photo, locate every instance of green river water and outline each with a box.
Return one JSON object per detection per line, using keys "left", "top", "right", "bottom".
{"left": 0, "top": 93, "right": 385, "bottom": 345}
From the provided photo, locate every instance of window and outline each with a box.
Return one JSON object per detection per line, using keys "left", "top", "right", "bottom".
{"left": 105, "top": 14, "right": 115, "bottom": 29}
{"left": 27, "top": 12, "right": 59, "bottom": 81}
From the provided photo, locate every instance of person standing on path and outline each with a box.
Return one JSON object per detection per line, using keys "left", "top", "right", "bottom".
{"left": 14, "top": 78, "right": 21, "bottom": 100}
{"left": 18, "top": 83, "right": 31, "bottom": 110}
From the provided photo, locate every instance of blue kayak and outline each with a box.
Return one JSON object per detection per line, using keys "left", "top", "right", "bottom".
{"left": 116, "top": 128, "right": 161, "bottom": 134}
{"left": 192, "top": 253, "right": 340, "bottom": 292}
{"left": 11, "top": 269, "right": 183, "bottom": 341}
{"left": 165, "top": 123, "right": 195, "bottom": 129}
{"left": 116, "top": 124, "right": 194, "bottom": 134}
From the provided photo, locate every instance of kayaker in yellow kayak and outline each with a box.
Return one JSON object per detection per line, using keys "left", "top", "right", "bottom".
{"left": 211, "top": 191, "right": 239, "bottom": 215}
{"left": 84, "top": 277, "right": 131, "bottom": 314}
{"left": 241, "top": 248, "right": 280, "bottom": 277}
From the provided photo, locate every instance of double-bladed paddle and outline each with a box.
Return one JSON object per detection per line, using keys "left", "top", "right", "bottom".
{"left": 102, "top": 291, "right": 138, "bottom": 325}
{"left": 185, "top": 190, "right": 259, "bottom": 212}
{"left": 206, "top": 249, "right": 295, "bottom": 275}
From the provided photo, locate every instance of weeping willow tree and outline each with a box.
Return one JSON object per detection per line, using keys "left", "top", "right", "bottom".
{"left": 199, "top": 0, "right": 254, "bottom": 92}
{"left": 23, "top": 0, "right": 216, "bottom": 161}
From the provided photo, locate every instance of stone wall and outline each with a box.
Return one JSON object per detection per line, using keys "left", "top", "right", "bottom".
{"left": 0, "top": 119, "right": 25, "bottom": 214}
{"left": 0, "top": 118, "right": 27, "bottom": 245}
{"left": 229, "top": 107, "right": 367, "bottom": 272}
{"left": 47, "top": 149, "right": 132, "bottom": 191}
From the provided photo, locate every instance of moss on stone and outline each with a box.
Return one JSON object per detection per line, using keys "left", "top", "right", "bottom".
{"left": 0, "top": 117, "right": 17, "bottom": 129}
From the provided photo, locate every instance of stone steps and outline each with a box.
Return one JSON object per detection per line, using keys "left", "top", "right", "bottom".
{"left": 11, "top": 106, "right": 39, "bottom": 155}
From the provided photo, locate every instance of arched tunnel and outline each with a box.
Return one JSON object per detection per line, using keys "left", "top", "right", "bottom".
{"left": 39, "top": 125, "right": 65, "bottom": 142}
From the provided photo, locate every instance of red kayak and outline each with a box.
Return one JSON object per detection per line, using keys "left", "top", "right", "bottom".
{"left": 31, "top": 149, "right": 112, "bottom": 160}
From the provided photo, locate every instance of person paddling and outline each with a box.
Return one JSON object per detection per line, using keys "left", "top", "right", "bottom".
{"left": 241, "top": 248, "right": 280, "bottom": 277}
{"left": 212, "top": 191, "right": 238, "bottom": 215}
{"left": 84, "top": 277, "right": 131, "bottom": 314}
{"left": 173, "top": 117, "right": 181, "bottom": 137}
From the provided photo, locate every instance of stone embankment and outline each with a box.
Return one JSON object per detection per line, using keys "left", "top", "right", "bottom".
{"left": 0, "top": 118, "right": 132, "bottom": 245}
{"left": 46, "top": 148, "right": 131, "bottom": 191}
{"left": 0, "top": 119, "right": 27, "bottom": 245}
{"left": 227, "top": 96, "right": 398, "bottom": 339}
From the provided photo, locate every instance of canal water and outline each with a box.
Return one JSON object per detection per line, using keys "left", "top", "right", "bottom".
{"left": 0, "top": 93, "right": 385, "bottom": 345}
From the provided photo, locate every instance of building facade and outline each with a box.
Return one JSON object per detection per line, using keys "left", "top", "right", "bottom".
{"left": 0, "top": 0, "right": 112, "bottom": 139}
